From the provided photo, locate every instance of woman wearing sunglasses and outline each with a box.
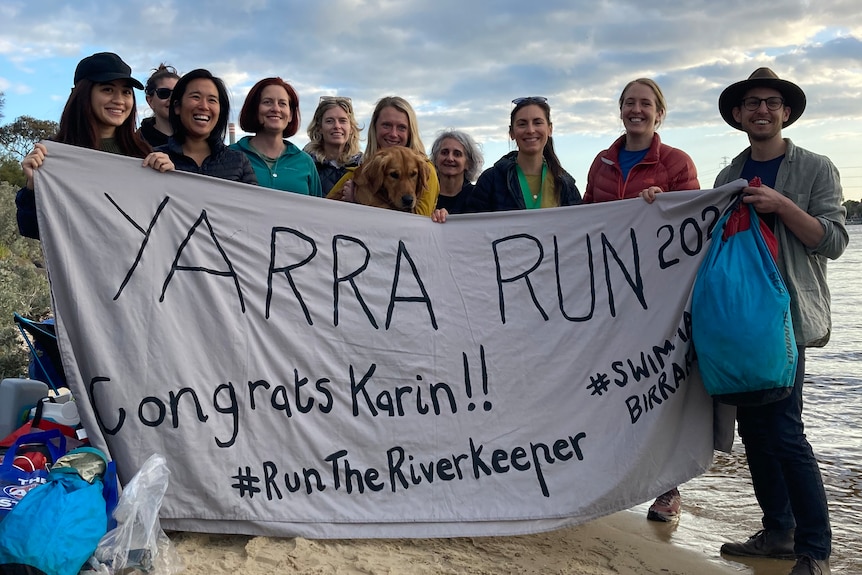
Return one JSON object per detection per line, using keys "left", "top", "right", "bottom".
{"left": 434, "top": 97, "right": 578, "bottom": 220}
{"left": 230, "top": 77, "right": 321, "bottom": 196}
{"left": 304, "top": 96, "right": 362, "bottom": 196}
{"left": 138, "top": 63, "right": 180, "bottom": 147}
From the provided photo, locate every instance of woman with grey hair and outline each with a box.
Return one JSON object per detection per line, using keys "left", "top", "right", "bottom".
{"left": 431, "top": 129, "right": 484, "bottom": 215}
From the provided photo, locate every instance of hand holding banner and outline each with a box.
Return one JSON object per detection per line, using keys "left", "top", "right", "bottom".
{"left": 34, "top": 142, "right": 740, "bottom": 538}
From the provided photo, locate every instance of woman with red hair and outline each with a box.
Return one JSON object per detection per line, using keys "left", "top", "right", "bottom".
{"left": 231, "top": 77, "right": 321, "bottom": 196}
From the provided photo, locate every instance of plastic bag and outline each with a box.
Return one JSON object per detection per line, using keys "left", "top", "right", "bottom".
{"left": 87, "top": 453, "right": 183, "bottom": 575}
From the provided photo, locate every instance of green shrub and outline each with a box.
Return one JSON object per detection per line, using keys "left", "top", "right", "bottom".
{"left": 0, "top": 182, "right": 51, "bottom": 379}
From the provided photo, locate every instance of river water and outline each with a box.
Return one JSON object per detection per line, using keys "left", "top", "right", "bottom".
{"left": 631, "top": 224, "right": 862, "bottom": 573}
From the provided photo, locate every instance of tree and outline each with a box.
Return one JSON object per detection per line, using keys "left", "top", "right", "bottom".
{"left": 0, "top": 93, "right": 16, "bottom": 185}
{"left": 843, "top": 199, "right": 861, "bottom": 221}
{"left": 0, "top": 115, "right": 58, "bottom": 161}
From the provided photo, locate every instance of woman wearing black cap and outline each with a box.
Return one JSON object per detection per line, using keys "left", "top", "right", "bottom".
{"left": 16, "top": 52, "right": 173, "bottom": 239}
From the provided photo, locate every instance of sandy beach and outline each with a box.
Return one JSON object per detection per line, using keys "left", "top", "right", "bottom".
{"left": 169, "top": 510, "right": 747, "bottom": 575}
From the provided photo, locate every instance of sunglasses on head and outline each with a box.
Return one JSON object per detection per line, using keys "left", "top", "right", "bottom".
{"left": 150, "top": 87, "right": 172, "bottom": 100}
{"left": 319, "top": 95, "right": 352, "bottom": 108}
{"left": 512, "top": 96, "right": 548, "bottom": 106}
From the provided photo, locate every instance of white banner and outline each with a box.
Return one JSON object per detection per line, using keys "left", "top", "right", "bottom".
{"left": 35, "top": 142, "right": 739, "bottom": 538}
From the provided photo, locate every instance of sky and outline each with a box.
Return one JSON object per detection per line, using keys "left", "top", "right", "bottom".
{"left": 1, "top": 0, "right": 861, "bottom": 201}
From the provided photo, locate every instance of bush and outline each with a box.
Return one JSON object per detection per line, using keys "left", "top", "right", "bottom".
{"left": 0, "top": 181, "right": 51, "bottom": 379}
{"left": 0, "top": 155, "right": 25, "bottom": 188}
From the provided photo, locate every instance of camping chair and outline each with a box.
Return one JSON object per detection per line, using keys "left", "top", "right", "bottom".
{"left": 13, "top": 313, "right": 66, "bottom": 394}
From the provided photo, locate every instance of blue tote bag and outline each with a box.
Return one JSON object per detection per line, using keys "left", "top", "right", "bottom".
{"left": 692, "top": 201, "right": 798, "bottom": 406}
{"left": 0, "top": 429, "right": 67, "bottom": 521}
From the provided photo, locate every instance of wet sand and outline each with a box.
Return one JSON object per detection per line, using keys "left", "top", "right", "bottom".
{"left": 169, "top": 509, "right": 757, "bottom": 575}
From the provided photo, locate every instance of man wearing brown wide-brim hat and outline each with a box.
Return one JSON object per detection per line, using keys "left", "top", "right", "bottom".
{"left": 714, "top": 68, "right": 847, "bottom": 575}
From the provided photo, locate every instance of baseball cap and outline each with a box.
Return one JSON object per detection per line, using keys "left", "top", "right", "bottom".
{"left": 73, "top": 52, "right": 144, "bottom": 90}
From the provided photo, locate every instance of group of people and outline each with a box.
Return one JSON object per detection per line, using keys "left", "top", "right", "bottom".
{"left": 15, "top": 52, "right": 846, "bottom": 575}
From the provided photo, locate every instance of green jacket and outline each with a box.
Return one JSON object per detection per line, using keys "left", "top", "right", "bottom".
{"left": 715, "top": 139, "right": 848, "bottom": 346}
{"left": 231, "top": 136, "right": 322, "bottom": 197}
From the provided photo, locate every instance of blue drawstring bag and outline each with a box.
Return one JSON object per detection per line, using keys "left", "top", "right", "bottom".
{"left": 0, "top": 447, "right": 116, "bottom": 575}
{"left": 692, "top": 200, "right": 798, "bottom": 406}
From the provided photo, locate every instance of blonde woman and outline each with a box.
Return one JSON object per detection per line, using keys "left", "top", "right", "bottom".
{"left": 304, "top": 96, "right": 362, "bottom": 196}
{"left": 326, "top": 96, "right": 439, "bottom": 215}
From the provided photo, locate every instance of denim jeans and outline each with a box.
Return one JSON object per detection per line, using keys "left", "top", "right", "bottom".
{"left": 737, "top": 347, "right": 832, "bottom": 560}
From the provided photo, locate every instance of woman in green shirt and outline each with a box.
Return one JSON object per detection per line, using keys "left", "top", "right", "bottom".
{"left": 231, "top": 77, "right": 322, "bottom": 196}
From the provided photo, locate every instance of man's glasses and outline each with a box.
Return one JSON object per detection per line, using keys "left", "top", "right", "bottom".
{"left": 741, "top": 96, "right": 784, "bottom": 111}
{"left": 512, "top": 96, "right": 548, "bottom": 106}
{"left": 151, "top": 87, "right": 172, "bottom": 100}
{"left": 319, "top": 96, "right": 353, "bottom": 109}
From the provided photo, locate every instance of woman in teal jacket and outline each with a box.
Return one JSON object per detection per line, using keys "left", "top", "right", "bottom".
{"left": 231, "top": 77, "right": 322, "bottom": 196}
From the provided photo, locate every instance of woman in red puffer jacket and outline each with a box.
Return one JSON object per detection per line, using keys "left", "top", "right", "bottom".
{"left": 584, "top": 78, "right": 699, "bottom": 204}
{"left": 585, "top": 78, "right": 701, "bottom": 523}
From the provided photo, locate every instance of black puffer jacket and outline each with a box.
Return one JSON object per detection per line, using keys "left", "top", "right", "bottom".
{"left": 466, "top": 151, "right": 580, "bottom": 213}
{"left": 156, "top": 138, "right": 257, "bottom": 184}
{"left": 303, "top": 146, "right": 362, "bottom": 197}
{"left": 15, "top": 186, "right": 39, "bottom": 239}
{"left": 314, "top": 160, "right": 353, "bottom": 197}
{"left": 137, "top": 117, "right": 170, "bottom": 148}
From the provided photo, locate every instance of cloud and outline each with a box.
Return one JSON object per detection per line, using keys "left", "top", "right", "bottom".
{"left": 2, "top": 0, "right": 861, "bottom": 198}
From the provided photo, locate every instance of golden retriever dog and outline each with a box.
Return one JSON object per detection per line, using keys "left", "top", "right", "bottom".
{"left": 350, "top": 147, "right": 431, "bottom": 212}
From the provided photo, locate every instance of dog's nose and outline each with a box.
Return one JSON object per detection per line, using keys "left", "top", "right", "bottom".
{"left": 400, "top": 195, "right": 414, "bottom": 210}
